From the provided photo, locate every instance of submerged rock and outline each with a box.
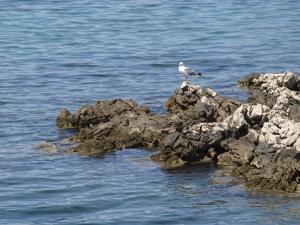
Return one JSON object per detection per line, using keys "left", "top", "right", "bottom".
{"left": 34, "top": 142, "right": 60, "bottom": 153}
{"left": 57, "top": 72, "right": 300, "bottom": 192}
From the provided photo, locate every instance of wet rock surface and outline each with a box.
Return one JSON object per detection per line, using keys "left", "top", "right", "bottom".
{"left": 57, "top": 72, "right": 300, "bottom": 192}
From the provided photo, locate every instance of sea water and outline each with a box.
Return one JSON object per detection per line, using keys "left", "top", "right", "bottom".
{"left": 0, "top": 0, "right": 300, "bottom": 224}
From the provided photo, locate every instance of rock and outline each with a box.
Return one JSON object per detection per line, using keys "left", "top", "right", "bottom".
{"left": 217, "top": 152, "right": 236, "bottom": 166}
{"left": 162, "top": 155, "right": 186, "bottom": 169}
{"left": 165, "top": 81, "right": 241, "bottom": 122}
{"left": 203, "top": 147, "right": 218, "bottom": 161}
{"left": 282, "top": 71, "right": 299, "bottom": 90}
{"left": 294, "top": 138, "right": 300, "bottom": 152}
{"left": 251, "top": 104, "right": 263, "bottom": 118}
{"left": 239, "top": 72, "right": 300, "bottom": 122}
{"left": 56, "top": 72, "right": 300, "bottom": 192}
{"left": 57, "top": 108, "right": 73, "bottom": 128}
{"left": 157, "top": 105, "right": 249, "bottom": 166}
{"left": 241, "top": 150, "right": 300, "bottom": 192}
{"left": 34, "top": 142, "right": 60, "bottom": 153}
{"left": 237, "top": 73, "right": 260, "bottom": 87}
{"left": 57, "top": 99, "right": 151, "bottom": 129}
{"left": 58, "top": 83, "right": 241, "bottom": 157}
{"left": 218, "top": 135, "right": 255, "bottom": 166}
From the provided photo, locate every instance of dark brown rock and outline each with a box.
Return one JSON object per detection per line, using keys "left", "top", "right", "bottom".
{"left": 218, "top": 135, "right": 255, "bottom": 166}
{"left": 234, "top": 150, "right": 300, "bottom": 192}
{"left": 57, "top": 99, "right": 151, "bottom": 128}
{"left": 165, "top": 81, "right": 241, "bottom": 122}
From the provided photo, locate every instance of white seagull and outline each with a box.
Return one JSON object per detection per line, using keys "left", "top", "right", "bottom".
{"left": 178, "top": 62, "right": 202, "bottom": 80}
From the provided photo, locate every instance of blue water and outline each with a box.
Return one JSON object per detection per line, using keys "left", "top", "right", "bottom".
{"left": 1, "top": 0, "right": 300, "bottom": 224}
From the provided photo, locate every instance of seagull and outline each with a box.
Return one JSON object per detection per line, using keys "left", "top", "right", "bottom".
{"left": 178, "top": 62, "right": 202, "bottom": 80}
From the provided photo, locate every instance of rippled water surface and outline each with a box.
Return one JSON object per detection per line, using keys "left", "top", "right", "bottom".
{"left": 1, "top": 0, "right": 300, "bottom": 224}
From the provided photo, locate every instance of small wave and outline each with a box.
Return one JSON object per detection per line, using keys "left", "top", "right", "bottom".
{"left": 61, "top": 63, "right": 99, "bottom": 68}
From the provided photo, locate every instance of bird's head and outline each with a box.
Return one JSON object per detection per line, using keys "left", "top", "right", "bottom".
{"left": 179, "top": 62, "right": 184, "bottom": 66}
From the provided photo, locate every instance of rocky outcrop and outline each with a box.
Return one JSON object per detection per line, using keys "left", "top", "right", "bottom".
{"left": 57, "top": 72, "right": 300, "bottom": 192}
{"left": 57, "top": 99, "right": 166, "bottom": 155}
{"left": 57, "top": 83, "right": 241, "bottom": 156}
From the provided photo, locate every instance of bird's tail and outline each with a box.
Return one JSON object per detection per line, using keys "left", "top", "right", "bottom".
{"left": 193, "top": 71, "right": 201, "bottom": 76}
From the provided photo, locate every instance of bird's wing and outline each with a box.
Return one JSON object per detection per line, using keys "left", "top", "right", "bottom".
{"left": 185, "top": 67, "right": 197, "bottom": 75}
{"left": 185, "top": 67, "right": 201, "bottom": 76}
